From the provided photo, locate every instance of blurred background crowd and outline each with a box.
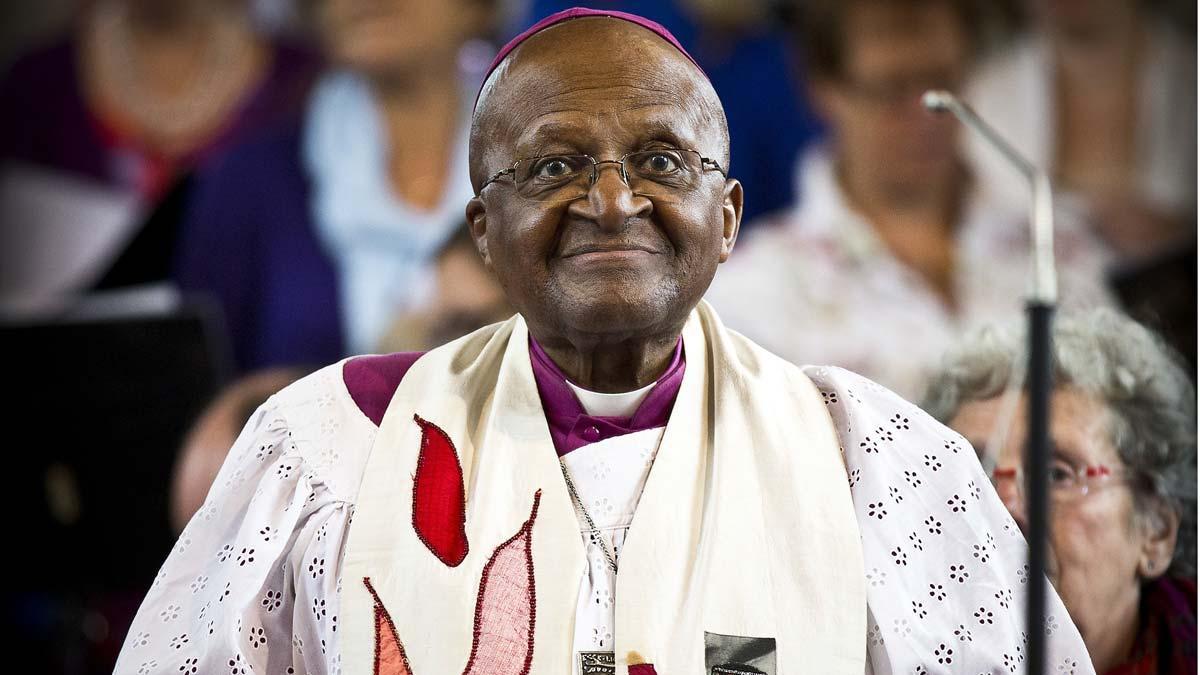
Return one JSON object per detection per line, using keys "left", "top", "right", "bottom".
{"left": 0, "top": 0, "right": 1194, "bottom": 673}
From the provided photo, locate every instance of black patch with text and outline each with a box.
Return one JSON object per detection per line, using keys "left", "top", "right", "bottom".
{"left": 704, "top": 631, "right": 776, "bottom": 675}
{"left": 578, "top": 650, "right": 615, "bottom": 675}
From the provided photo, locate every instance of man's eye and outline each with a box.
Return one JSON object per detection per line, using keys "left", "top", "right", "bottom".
{"left": 638, "top": 151, "right": 680, "bottom": 174}
{"left": 533, "top": 157, "right": 575, "bottom": 179}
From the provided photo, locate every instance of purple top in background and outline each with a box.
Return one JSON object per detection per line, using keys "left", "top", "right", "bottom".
{"left": 479, "top": 6, "right": 704, "bottom": 103}
{"left": 343, "top": 337, "right": 685, "bottom": 456}
{"left": 173, "top": 119, "right": 343, "bottom": 373}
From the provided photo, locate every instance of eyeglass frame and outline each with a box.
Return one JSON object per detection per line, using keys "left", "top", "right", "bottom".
{"left": 983, "top": 457, "right": 1135, "bottom": 503}
{"left": 477, "top": 147, "right": 728, "bottom": 199}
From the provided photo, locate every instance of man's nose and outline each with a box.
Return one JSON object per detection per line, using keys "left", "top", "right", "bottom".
{"left": 568, "top": 163, "right": 652, "bottom": 231}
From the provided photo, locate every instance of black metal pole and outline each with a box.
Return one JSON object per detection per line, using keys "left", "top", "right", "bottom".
{"left": 1025, "top": 301, "right": 1054, "bottom": 675}
{"left": 920, "top": 90, "right": 1059, "bottom": 675}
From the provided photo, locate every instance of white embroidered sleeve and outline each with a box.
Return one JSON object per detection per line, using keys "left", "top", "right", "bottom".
{"left": 113, "top": 400, "right": 350, "bottom": 675}
{"left": 804, "top": 366, "right": 1095, "bottom": 675}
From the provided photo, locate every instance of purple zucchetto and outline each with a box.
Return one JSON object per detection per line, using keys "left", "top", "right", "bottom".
{"left": 476, "top": 7, "right": 706, "bottom": 105}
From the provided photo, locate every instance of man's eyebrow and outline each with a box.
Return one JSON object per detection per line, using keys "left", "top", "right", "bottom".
{"left": 514, "top": 116, "right": 697, "bottom": 154}
{"left": 514, "top": 120, "right": 587, "bottom": 153}
{"left": 632, "top": 118, "right": 693, "bottom": 148}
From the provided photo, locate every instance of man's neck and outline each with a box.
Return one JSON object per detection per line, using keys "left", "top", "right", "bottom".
{"left": 532, "top": 331, "right": 680, "bottom": 394}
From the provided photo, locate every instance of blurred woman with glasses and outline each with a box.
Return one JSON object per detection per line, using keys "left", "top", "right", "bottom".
{"left": 923, "top": 308, "right": 1196, "bottom": 674}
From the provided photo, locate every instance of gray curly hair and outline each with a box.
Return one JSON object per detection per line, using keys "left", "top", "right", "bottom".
{"left": 922, "top": 308, "right": 1197, "bottom": 577}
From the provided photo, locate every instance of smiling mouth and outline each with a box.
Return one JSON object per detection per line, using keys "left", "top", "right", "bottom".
{"left": 560, "top": 245, "right": 659, "bottom": 259}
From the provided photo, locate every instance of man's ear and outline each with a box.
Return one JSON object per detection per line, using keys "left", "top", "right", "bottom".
{"left": 465, "top": 197, "right": 492, "bottom": 269}
{"left": 718, "top": 178, "right": 743, "bottom": 263}
{"left": 1137, "top": 498, "right": 1180, "bottom": 579}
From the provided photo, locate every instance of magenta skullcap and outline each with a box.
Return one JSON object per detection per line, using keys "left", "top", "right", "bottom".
{"left": 477, "top": 7, "right": 705, "bottom": 105}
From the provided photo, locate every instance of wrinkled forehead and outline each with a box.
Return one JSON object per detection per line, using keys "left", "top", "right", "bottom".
{"left": 472, "top": 19, "right": 722, "bottom": 174}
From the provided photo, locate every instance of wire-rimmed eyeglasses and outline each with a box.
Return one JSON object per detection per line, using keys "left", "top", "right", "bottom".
{"left": 983, "top": 457, "right": 1133, "bottom": 504}
{"left": 478, "top": 148, "right": 726, "bottom": 203}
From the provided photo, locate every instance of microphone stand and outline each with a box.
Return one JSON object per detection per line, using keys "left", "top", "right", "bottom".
{"left": 922, "top": 90, "right": 1056, "bottom": 675}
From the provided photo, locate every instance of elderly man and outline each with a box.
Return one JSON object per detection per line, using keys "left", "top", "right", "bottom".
{"left": 114, "top": 9, "right": 1092, "bottom": 675}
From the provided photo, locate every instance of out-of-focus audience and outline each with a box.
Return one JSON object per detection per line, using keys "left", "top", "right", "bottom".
{"left": 966, "top": 0, "right": 1195, "bottom": 262}
{"left": 0, "top": 1, "right": 320, "bottom": 300}
{"left": 173, "top": 0, "right": 494, "bottom": 373}
{"left": 169, "top": 223, "right": 510, "bottom": 529}
{"left": 966, "top": 0, "right": 1197, "bottom": 366}
{"left": 706, "top": 0, "right": 1115, "bottom": 399}
{"left": 377, "top": 224, "right": 513, "bottom": 353}
{"left": 0, "top": 0, "right": 317, "bottom": 201}
{"left": 923, "top": 308, "right": 1196, "bottom": 674}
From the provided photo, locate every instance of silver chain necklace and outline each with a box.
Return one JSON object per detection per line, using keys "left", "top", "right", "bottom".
{"left": 559, "top": 462, "right": 619, "bottom": 574}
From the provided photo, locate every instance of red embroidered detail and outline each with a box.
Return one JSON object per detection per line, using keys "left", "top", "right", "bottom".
{"left": 628, "top": 665, "right": 659, "bottom": 675}
{"left": 363, "top": 577, "right": 414, "bottom": 675}
{"left": 412, "top": 414, "right": 469, "bottom": 567}
{"left": 462, "top": 490, "right": 542, "bottom": 675}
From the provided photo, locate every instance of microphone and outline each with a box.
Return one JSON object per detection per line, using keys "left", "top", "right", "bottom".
{"left": 921, "top": 90, "right": 1056, "bottom": 303}
{"left": 924, "top": 89, "right": 1057, "bottom": 675}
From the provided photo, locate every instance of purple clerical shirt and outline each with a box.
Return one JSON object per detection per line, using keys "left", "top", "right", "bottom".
{"left": 342, "top": 338, "right": 685, "bottom": 457}
{"left": 527, "top": 337, "right": 684, "bottom": 455}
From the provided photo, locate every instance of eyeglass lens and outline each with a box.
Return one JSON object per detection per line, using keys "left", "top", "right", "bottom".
{"left": 511, "top": 150, "right": 706, "bottom": 202}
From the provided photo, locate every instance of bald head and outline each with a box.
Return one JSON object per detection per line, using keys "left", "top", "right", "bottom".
{"left": 463, "top": 14, "right": 742, "bottom": 364}
{"left": 469, "top": 16, "right": 729, "bottom": 191}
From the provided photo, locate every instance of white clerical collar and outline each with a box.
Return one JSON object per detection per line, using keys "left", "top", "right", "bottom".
{"left": 566, "top": 379, "right": 656, "bottom": 418}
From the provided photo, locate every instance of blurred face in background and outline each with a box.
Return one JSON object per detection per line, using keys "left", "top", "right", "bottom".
{"left": 948, "top": 387, "right": 1178, "bottom": 667}
{"left": 811, "top": 1, "right": 968, "bottom": 196}
{"left": 314, "top": 0, "right": 491, "bottom": 76}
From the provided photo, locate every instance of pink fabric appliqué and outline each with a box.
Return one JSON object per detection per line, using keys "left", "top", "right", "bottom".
{"left": 463, "top": 490, "right": 542, "bottom": 675}
{"left": 363, "top": 577, "right": 413, "bottom": 675}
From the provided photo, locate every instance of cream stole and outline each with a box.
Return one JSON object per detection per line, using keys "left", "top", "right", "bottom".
{"left": 341, "top": 302, "right": 866, "bottom": 674}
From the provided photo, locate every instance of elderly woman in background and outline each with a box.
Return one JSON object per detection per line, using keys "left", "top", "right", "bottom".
{"left": 923, "top": 308, "right": 1196, "bottom": 674}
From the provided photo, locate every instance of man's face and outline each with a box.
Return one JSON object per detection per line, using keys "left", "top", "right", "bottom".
{"left": 468, "top": 20, "right": 741, "bottom": 344}
{"left": 813, "top": 2, "right": 968, "bottom": 192}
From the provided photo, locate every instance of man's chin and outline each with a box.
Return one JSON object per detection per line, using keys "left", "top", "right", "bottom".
{"left": 553, "top": 293, "right": 680, "bottom": 337}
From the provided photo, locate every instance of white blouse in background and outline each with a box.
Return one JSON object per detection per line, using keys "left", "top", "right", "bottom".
{"left": 706, "top": 147, "right": 1115, "bottom": 401}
